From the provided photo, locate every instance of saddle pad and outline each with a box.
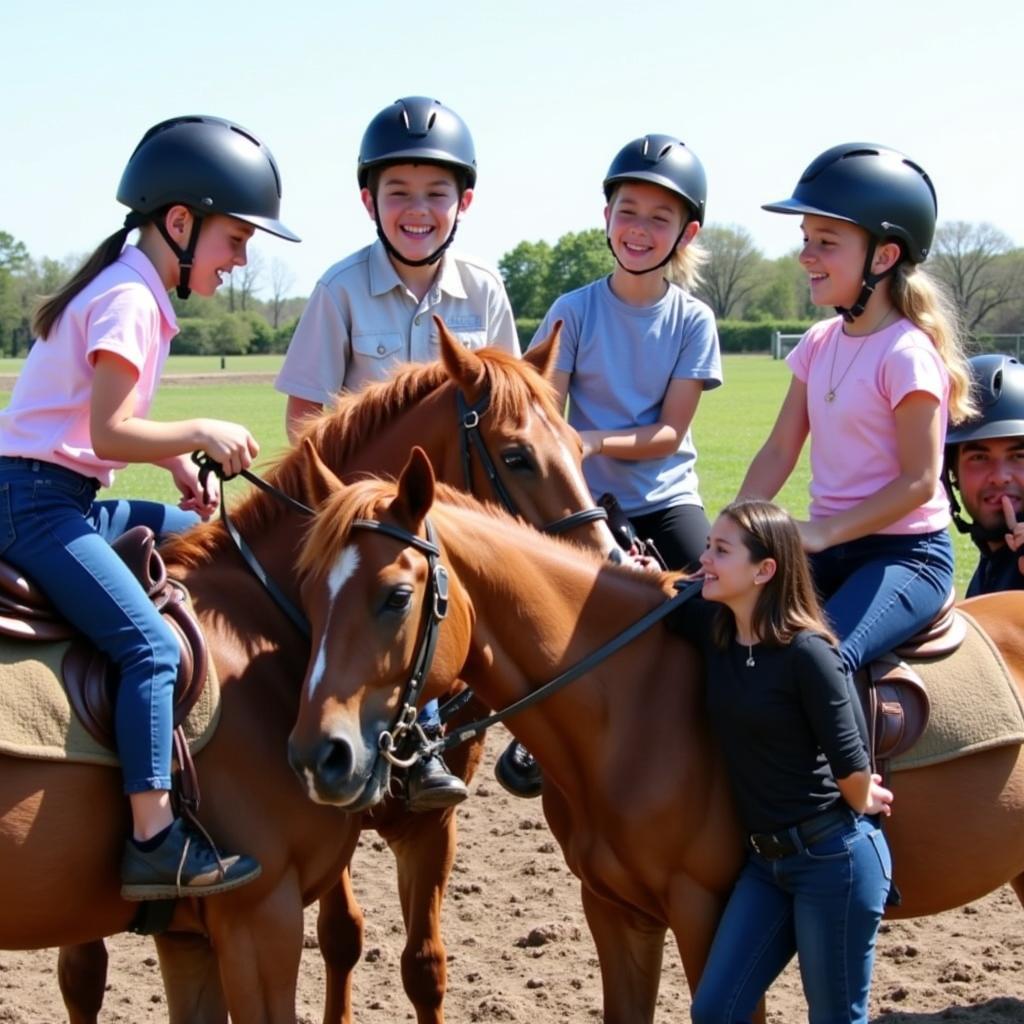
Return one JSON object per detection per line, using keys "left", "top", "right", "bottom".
{"left": 892, "top": 609, "right": 1024, "bottom": 771}
{"left": 0, "top": 638, "right": 220, "bottom": 766}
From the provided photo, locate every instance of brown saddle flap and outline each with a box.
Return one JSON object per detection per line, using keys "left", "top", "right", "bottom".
{"left": 855, "top": 653, "right": 931, "bottom": 770}
{"left": 0, "top": 526, "right": 207, "bottom": 750}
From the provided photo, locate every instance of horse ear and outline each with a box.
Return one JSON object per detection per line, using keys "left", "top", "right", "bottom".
{"left": 435, "top": 315, "right": 486, "bottom": 398}
{"left": 522, "top": 320, "right": 561, "bottom": 380}
{"left": 300, "top": 438, "right": 344, "bottom": 508}
{"left": 393, "top": 446, "right": 436, "bottom": 526}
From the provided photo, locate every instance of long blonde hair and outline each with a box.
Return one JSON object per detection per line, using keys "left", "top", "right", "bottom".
{"left": 665, "top": 234, "right": 708, "bottom": 292}
{"left": 891, "top": 262, "right": 977, "bottom": 424}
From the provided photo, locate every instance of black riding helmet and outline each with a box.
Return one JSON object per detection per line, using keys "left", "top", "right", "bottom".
{"left": 357, "top": 97, "right": 476, "bottom": 269}
{"left": 117, "top": 115, "right": 299, "bottom": 298}
{"left": 943, "top": 354, "right": 1024, "bottom": 538}
{"left": 602, "top": 135, "right": 707, "bottom": 276}
{"left": 762, "top": 143, "right": 937, "bottom": 321}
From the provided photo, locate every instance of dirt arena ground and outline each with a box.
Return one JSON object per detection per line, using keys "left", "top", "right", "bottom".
{"left": 1, "top": 727, "right": 1023, "bottom": 1022}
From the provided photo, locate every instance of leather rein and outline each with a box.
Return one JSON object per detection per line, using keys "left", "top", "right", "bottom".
{"left": 350, "top": 516, "right": 704, "bottom": 762}
{"left": 196, "top": 383, "right": 613, "bottom": 749}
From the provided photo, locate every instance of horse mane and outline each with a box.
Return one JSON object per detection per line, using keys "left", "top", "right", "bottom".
{"left": 161, "top": 348, "right": 561, "bottom": 570}
{"left": 297, "top": 477, "right": 668, "bottom": 592}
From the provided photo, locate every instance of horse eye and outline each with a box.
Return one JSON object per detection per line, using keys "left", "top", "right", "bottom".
{"left": 383, "top": 588, "right": 413, "bottom": 613}
{"left": 502, "top": 449, "right": 534, "bottom": 472}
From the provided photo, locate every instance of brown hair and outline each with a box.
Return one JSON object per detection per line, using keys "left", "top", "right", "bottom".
{"left": 710, "top": 498, "right": 836, "bottom": 649}
{"left": 32, "top": 226, "right": 134, "bottom": 339}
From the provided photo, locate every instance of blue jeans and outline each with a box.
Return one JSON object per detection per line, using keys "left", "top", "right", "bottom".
{"left": 810, "top": 529, "right": 954, "bottom": 674}
{"left": 0, "top": 457, "right": 199, "bottom": 794}
{"left": 691, "top": 816, "right": 891, "bottom": 1024}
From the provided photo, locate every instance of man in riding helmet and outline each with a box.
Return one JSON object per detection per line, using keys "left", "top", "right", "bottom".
{"left": 945, "top": 353, "right": 1024, "bottom": 596}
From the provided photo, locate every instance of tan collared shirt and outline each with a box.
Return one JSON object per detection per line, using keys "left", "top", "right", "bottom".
{"left": 275, "top": 240, "right": 518, "bottom": 403}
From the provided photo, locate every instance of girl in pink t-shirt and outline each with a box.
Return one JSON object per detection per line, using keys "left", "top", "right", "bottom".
{"left": 739, "top": 144, "right": 975, "bottom": 674}
{"left": 0, "top": 116, "right": 298, "bottom": 901}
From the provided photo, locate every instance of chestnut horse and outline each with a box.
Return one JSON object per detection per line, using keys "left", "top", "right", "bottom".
{"left": 288, "top": 449, "right": 1024, "bottom": 1023}
{"left": 11, "top": 325, "right": 615, "bottom": 1024}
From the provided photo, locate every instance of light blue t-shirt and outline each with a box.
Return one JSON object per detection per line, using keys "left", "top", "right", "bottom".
{"left": 531, "top": 277, "right": 722, "bottom": 515}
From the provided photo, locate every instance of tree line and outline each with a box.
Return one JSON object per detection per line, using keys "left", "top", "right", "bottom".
{"left": 0, "top": 232, "right": 306, "bottom": 358}
{"left": 499, "top": 222, "right": 1024, "bottom": 345}
{"left": 1, "top": 221, "right": 1022, "bottom": 359}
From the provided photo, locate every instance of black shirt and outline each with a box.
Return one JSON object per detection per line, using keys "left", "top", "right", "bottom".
{"left": 966, "top": 543, "right": 1024, "bottom": 598}
{"left": 668, "top": 598, "right": 869, "bottom": 834}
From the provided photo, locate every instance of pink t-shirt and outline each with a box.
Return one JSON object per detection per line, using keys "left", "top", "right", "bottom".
{"left": 0, "top": 246, "right": 177, "bottom": 487}
{"left": 786, "top": 315, "right": 951, "bottom": 535}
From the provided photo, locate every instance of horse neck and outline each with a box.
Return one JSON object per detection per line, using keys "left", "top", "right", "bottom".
{"left": 439, "top": 508, "right": 682, "bottom": 784}
{"left": 337, "top": 387, "right": 462, "bottom": 485}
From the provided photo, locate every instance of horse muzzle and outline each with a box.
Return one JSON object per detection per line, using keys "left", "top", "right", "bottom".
{"left": 287, "top": 733, "right": 388, "bottom": 809}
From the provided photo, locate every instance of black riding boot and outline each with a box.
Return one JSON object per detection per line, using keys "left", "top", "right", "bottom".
{"left": 495, "top": 739, "right": 543, "bottom": 798}
{"left": 406, "top": 727, "right": 469, "bottom": 812}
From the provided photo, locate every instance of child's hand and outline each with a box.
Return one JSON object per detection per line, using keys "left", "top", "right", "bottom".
{"left": 796, "top": 518, "right": 831, "bottom": 554}
{"left": 196, "top": 420, "right": 259, "bottom": 478}
{"left": 166, "top": 454, "right": 219, "bottom": 520}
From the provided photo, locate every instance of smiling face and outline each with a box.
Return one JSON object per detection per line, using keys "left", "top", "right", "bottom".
{"left": 797, "top": 214, "right": 873, "bottom": 309}
{"left": 604, "top": 181, "right": 688, "bottom": 274}
{"left": 188, "top": 214, "right": 255, "bottom": 296}
{"left": 362, "top": 163, "right": 472, "bottom": 264}
{"left": 955, "top": 436, "right": 1024, "bottom": 533}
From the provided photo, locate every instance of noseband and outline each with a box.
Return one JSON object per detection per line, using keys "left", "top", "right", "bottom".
{"left": 456, "top": 389, "right": 607, "bottom": 537}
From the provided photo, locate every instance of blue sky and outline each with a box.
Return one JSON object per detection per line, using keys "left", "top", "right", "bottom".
{"left": 3, "top": 0, "right": 1022, "bottom": 299}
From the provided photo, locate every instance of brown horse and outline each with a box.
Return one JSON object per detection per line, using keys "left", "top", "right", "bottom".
{"left": 9, "top": 325, "right": 616, "bottom": 1024}
{"left": 287, "top": 448, "right": 1024, "bottom": 1023}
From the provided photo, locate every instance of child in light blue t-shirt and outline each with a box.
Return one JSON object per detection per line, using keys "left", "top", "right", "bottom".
{"left": 498, "top": 136, "right": 723, "bottom": 801}
{"left": 530, "top": 134, "right": 722, "bottom": 571}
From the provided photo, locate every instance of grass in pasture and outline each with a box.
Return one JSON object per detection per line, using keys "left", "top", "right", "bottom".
{"left": 0, "top": 353, "right": 978, "bottom": 593}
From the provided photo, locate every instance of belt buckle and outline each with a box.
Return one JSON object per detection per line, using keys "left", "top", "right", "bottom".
{"left": 750, "top": 833, "right": 782, "bottom": 859}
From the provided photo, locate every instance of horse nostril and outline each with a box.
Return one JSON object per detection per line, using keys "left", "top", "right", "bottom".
{"left": 315, "top": 736, "right": 356, "bottom": 789}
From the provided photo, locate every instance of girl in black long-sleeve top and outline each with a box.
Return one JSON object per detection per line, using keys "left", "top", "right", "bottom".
{"left": 671, "top": 499, "right": 893, "bottom": 1024}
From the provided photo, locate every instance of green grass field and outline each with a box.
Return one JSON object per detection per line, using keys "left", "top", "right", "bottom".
{"left": 0, "top": 353, "right": 978, "bottom": 593}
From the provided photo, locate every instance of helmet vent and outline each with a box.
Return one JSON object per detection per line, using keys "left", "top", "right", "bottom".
{"left": 993, "top": 369, "right": 1004, "bottom": 401}
{"left": 656, "top": 143, "right": 673, "bottom": 161}
{"left": 229, "top": 125, "right": 260, "bottom": 147}
{"left": 427, "top": 112, "right": 437, "bottom": 130}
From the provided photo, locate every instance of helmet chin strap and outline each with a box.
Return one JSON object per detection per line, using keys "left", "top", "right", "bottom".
{"left": 606, "top": 225, "right": 688, "bottom": 277}
{"left": 943, "top": 465, "right": 1008, "bottom": 545}
{"left": 130, "top": 210, "right": 204, "bottom": 299}
{"left": 372, "top": 200, "right": 460, "bottom": 269}
{"left": 835, "top": 240, "right": 898, "bottom": 323}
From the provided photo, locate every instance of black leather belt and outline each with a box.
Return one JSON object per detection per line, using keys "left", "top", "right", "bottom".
{"left": 749, "top": 806, "right": 856, "bottom": 861}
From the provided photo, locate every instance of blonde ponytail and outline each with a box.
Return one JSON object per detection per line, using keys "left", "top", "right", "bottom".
{"left": 891, "top": 262, "right": 977, "bottom": 424}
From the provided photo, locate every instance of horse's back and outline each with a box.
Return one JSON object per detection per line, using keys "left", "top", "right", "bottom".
{"left": 960, "top": 590, "right": 1024, "bottom": 688}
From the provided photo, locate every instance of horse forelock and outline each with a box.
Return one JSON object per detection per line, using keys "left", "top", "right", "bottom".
{"left": 297, "top": 478, "right": 398, "bottom": 581}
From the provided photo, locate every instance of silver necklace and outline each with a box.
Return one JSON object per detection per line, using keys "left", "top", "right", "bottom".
{"left": 745, "top": 644, "right": 755, "bottom": 668}
{"left": 824, "top": 307, "right": 895, "bottom": 403}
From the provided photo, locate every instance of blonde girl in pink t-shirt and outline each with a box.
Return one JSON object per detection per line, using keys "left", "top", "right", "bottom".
{"left": 739, "top": 144, "right": 975, "bottom": 674}
{"left": 0, "top": 116, "right": 299, "bottom": 900}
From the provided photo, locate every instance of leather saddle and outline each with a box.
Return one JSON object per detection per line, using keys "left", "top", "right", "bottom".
{"left": 854, "top": 589, "right": 967, "bottom": 778}
{"left": 0, "top": 525, "right": 208, "bottom": 752}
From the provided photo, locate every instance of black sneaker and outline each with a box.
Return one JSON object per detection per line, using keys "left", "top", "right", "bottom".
{"left": 120, "top": 818, "right": 261, "bottom": 901}
{"left": 495, "top": 739, "right": 543, "bottom": 798}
